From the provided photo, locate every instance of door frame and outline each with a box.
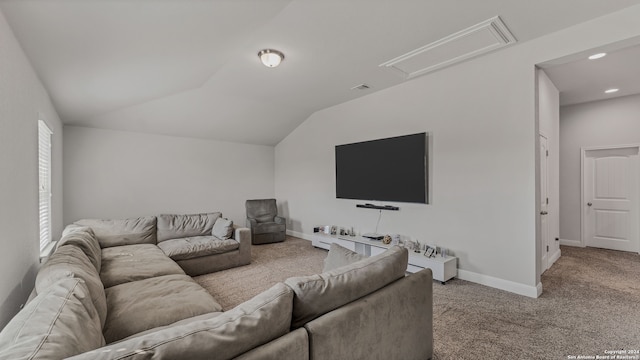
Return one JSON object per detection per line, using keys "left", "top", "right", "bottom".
{"left": 580, "top": 143, "right": 640, "bottom": 251}
{"left": 539, "top": 134, "right": 550, "bottom": 272}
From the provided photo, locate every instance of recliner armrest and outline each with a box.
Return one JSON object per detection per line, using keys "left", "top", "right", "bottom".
{"left": 246, "top": 218, "right": 258, "bottom": 229}
{"left": 274, "top": 216, "right": 286, "bottom": 225}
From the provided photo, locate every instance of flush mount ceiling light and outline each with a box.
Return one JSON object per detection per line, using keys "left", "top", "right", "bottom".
{"left": 604, "top": 88, "right": 619, "bottom": 94}
{"left": 588, "top": 52, "right": 607, "bottom": 60}
{"left": 258, "top": 49, "right": 284, "bottom": 68}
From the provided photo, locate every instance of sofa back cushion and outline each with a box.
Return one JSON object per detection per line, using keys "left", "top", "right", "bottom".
{"left": 157, "top": 212, "right": 221, "bottom": 242}
{"left": 75, "top": 216, "right": 157, "bottom": 248}
{"left": 36, "top": 245, "right": 108, "bottom": 328}
{"left": 0, "top": 278, "right": 105, "bottom": 359}
{"left": 68, "top": 283, "right": 293, "bottom": 360}
{"left": 245, "top": 199, "right": 277, "bottom": 223}
{"left": 285, "top": 245, "right": 408, "bottom": 329}
{"left": 304, "top": 268, "right": 433, "bottom": 360}
{"left": 57, "top": 224, "right": 102, "bottom": 272}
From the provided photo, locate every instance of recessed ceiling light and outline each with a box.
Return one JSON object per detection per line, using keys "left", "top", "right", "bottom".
{"left": 604, "top": 88, "right": 619, "bottom": 94}
{"left": 588, "top": 53, "right": 607, "bottom": 60}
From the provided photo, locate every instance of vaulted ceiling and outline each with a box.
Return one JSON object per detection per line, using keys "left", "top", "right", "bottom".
{"left": 2, "top": 0, "right": 640, "bottom": 145}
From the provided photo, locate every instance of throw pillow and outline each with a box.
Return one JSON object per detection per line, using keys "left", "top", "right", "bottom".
{"left": 212, "top": 217, "right": 234, "bottom": 240}
{"left": 323, "top": 242, "right": 365, "bottom": 272}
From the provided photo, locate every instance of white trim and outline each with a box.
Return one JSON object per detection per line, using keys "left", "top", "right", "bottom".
{"left": 292, "top": 230, "right": 540, "bottom": 298}
{"left": 457, "top": 269, "right": 540, "bottom": 298}
{"left": 559, "top": 238, "right": 583, "bottom": 247}
{"left": 38, "top": 120, "right": 53, "bottom": 252}
{"left": 39, "top": 240, "right": 57, "bottom": 263}
{"left": 287, "top": 229, "right": 312, "bottom": 241}
{"left": 548, "top": 248, "right": 561, "bottom": 266}
{"left": 539, "top": 133, "right": 550, "bottom": 272}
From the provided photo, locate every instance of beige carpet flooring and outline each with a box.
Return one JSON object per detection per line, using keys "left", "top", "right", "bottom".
{"left": 194, "top": 236, "right": 326, "bottom": 310}
{"left": 195, "top": 238, "right": 640, "bottom": 360}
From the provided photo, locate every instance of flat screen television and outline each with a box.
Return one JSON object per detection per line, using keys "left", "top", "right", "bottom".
{"left": 335, "top": 132, "right": 428, "bottom": 204}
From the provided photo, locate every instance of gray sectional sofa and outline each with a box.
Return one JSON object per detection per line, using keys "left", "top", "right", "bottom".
{"left": 0, "top": 213, "right": 433, "bottom": 360}
{"left": 75, "top": 212, "right": 250, "bottom": 276}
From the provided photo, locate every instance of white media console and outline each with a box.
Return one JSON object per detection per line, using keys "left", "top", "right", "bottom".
{"left": 311, "top": 233, "right": 457, "bottom": 284}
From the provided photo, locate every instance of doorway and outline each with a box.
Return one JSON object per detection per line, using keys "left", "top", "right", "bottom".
{"left": 582, "top": 145, "right": 640, "bottom": 253}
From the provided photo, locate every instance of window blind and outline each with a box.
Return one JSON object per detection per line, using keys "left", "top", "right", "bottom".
{"left": 38, "top": 120, "right": 53, "bottom": 251}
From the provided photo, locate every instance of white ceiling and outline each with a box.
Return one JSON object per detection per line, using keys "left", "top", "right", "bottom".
{"left": 540, "top": 42, "right": 640, "bottom": 106}
{"left": 2, "top": 0, "right": 640, "bottom": 145}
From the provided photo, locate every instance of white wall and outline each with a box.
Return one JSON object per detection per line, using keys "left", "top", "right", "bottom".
{"left": 537, "top": 69, "right": 561, "bottom": 274}
{"left": 560, "top": 94, "right": 640, "bottom": 244}
{"left": 63, "top": 126, "right": 274, "bottom": 226}
{"left": 0, "top": 9, "right": 63, "bottom": 329}
{"left": 275, "top": 6, "right": 640, "bottom": 297}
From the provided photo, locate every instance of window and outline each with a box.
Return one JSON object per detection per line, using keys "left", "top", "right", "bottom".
{"left": 38, "top": 120, "right": 53, "bottom": 252}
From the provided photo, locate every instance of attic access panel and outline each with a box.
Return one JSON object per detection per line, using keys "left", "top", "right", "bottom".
{"left": 380, "top": 16, "right": 516, "bottom": 79}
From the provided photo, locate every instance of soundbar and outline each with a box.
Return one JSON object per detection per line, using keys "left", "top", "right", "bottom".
{"left": 356, "top": 203, "right": 399, "bottom": 211}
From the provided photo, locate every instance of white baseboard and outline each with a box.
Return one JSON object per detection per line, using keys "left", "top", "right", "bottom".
{"left": 457, "top": 269, "right": 540, "bottom": 298}
{"left": 289, "top": 231, "right": 541, "bottom": 298}
{"left": 559, "top": 238, "right": 583, "bottom": 247}
{"left": 287, "top": 230, "right": 312, "bottom": 241}
{"left": 549, "top": 249, "right": 561, "bottom": 266}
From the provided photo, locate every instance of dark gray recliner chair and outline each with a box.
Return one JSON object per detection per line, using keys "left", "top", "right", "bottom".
{"left": 245, "top": 199, "right": 286, "bottom": 245}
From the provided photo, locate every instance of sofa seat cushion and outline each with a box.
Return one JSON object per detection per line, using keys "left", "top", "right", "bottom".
{"left": 71, "top": 283, "right": 293, "bottom": 360}
{"left": 57, "top": 224, "right": 102, "bottom": 272}
{"left": 157, "top": 236, "right": 239, "bottom": 261}
{"left": 285, "top": 245, "right": 408, "bottom": 329}
{"left": 157, "top": 212, "right": 222, "bottom": 242}
{"left": 103, "top": 274, "right": 222, "bottom": 344}
{"left": 75, "top": 216, "right": 157, "bottom": 248}
{"left": 36, "top": 245, "right": 108, "bottom": 328}
{"left": 0, "top": 278, "right": 105, "bottom": 359}
{"left": 100, "top": 244, "right": 185, "bottom": 288}
{"left": 252, "top": 222, "right": 285, "bottom": 235}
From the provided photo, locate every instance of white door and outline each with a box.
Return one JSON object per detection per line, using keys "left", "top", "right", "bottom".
{"left": 583, "top": 146, "right": 640, "bottom": 252}
{"left": 539, "top": 135, "right": 550, "bottom": 271}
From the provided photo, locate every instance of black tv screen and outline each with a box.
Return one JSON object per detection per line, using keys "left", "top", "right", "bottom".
{"left": 335, "top": 133, "right": 428, "bottom": 204}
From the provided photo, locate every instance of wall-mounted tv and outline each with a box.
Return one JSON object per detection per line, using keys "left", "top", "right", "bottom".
{"left": 335, "top": 132, "right": 428, "bottom": 204}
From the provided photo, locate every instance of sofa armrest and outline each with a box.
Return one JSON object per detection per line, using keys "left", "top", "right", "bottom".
{"left": 234, "top": 225, "right": 251, "bottom": 243}
{"left": 274, "top": 216, "right": 286, "bottom": 225}
{"left": 234, "top": 225, "right": 251, "bottom": 265}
